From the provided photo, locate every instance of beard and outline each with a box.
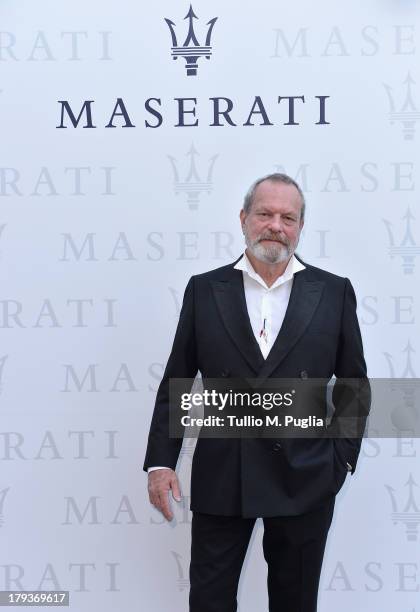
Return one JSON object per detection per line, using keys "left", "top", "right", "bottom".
{"left": 244, "top": 229, "right": 298, "bottom": 264}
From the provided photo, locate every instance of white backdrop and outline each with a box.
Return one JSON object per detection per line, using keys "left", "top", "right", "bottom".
{"left": 1, "top": 1, "right": 419, "bottom": 610}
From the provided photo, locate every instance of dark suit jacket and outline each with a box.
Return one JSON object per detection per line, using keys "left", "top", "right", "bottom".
{"left": 143, "top": 255, "right": 370, "bottom": 518}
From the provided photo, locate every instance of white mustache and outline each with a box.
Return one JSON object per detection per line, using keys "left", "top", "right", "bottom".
{"left": 258, "top": 236, "right": 288, "bottom": 245}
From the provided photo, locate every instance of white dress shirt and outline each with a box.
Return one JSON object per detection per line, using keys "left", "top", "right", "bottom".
{"left": 148, "top": 253, "right": 305, "bottom": 474}
{"left": 234, "top": 252, "right": 305, "bottom": 359}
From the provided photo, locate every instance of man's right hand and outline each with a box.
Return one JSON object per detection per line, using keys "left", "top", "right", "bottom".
{"left": 147, "top": 468, "right": 182, "bottom": 521}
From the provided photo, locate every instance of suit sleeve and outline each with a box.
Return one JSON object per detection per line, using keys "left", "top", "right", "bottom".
{"left": 143, "top": 276, "right": 198, "bottom": 472}
{"left": 331, "top": 278, "right": 371, "bottom": 475}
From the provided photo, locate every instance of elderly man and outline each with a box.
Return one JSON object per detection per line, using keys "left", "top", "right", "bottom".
{"left": 143, "top": 173, "right": 369, "bottom": 612}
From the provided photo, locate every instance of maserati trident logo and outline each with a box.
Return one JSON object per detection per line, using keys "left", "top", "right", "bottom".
{"left": 383, "top": 208, "right": 419, "bottom": 274}
{"left": 168, "top": 143, "right": 218, "bottom": 209}
{"left": 0, "top": 355, "right": 7, "bottom": 394}
{"left": 0, "top": 487, "right": 10, "bottom": 527}
{"left": 384, "top": 341, "right": 417, "bottom": 380}
{"left": 385, "top": 474, "right": 420, "bottom": 542}
{"left": 0, "top": 224, "right": 6, "bottom": 256}
{"left": 179, "top": 436, "right": 196, "bottom": 460}
{"left": 164, "top": 5, "right": 218, "bottom": 76}
{"left": 384, "top": 342, "right": 418, "bottom": 432}
{"left": 171, "top": 551, "right": 189, "bottom": 591}
{"left": 383, "top": 72, "right": 420, "bottom": 140}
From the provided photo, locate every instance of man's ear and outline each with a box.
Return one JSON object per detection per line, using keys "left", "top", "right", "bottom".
{"left": 239, "top": 209, "right": 246, "bottom": 230}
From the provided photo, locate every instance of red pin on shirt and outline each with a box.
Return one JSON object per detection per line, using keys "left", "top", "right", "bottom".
{"left": 260, "top": 318, "right": 268, "bottom": 343}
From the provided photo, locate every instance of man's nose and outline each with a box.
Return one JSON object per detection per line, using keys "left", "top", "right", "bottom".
{"left": 267, "top": 216, "right": 284, "bottom": 233}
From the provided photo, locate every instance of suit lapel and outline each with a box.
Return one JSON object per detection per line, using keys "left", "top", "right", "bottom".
{"left": 211, "top": 263, "right": 325, "bottom": 379}
{"left": 211, "top": 269, "right": 265, "bottom": 374}
{"left": 257, "top": 271, "right": 325, "bottom": 381}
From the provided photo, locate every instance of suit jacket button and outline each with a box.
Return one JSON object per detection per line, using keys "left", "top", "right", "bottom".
{"left": 300, "top": 370, "right": 308, "bottom": 379}
{"left": 221, "top": 369, "right": 230, "bottom": 377}
{"left": 273, "top": 442, "right": 282, "bottom": 451}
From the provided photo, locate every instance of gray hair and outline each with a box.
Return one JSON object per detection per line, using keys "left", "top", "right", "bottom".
{"left": 242, "top": 173, "right": 306, "bottom": 221}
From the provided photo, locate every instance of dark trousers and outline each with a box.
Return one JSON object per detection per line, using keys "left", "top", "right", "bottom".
{"left": 189, "top": 496, "right": 335, "bottom": 612}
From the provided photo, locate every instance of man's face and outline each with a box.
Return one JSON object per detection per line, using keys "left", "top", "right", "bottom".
{"left": 240, "top": 180, "right": 304, "bottom": 264}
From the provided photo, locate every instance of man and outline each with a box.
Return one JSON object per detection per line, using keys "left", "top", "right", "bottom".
{"left": 143, "top": 173, "right": 370, "bottom": 612}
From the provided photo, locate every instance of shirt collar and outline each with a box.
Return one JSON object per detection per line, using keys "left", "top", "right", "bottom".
{"left": 234, "top": 252, "right": 306, "bottom": 290}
